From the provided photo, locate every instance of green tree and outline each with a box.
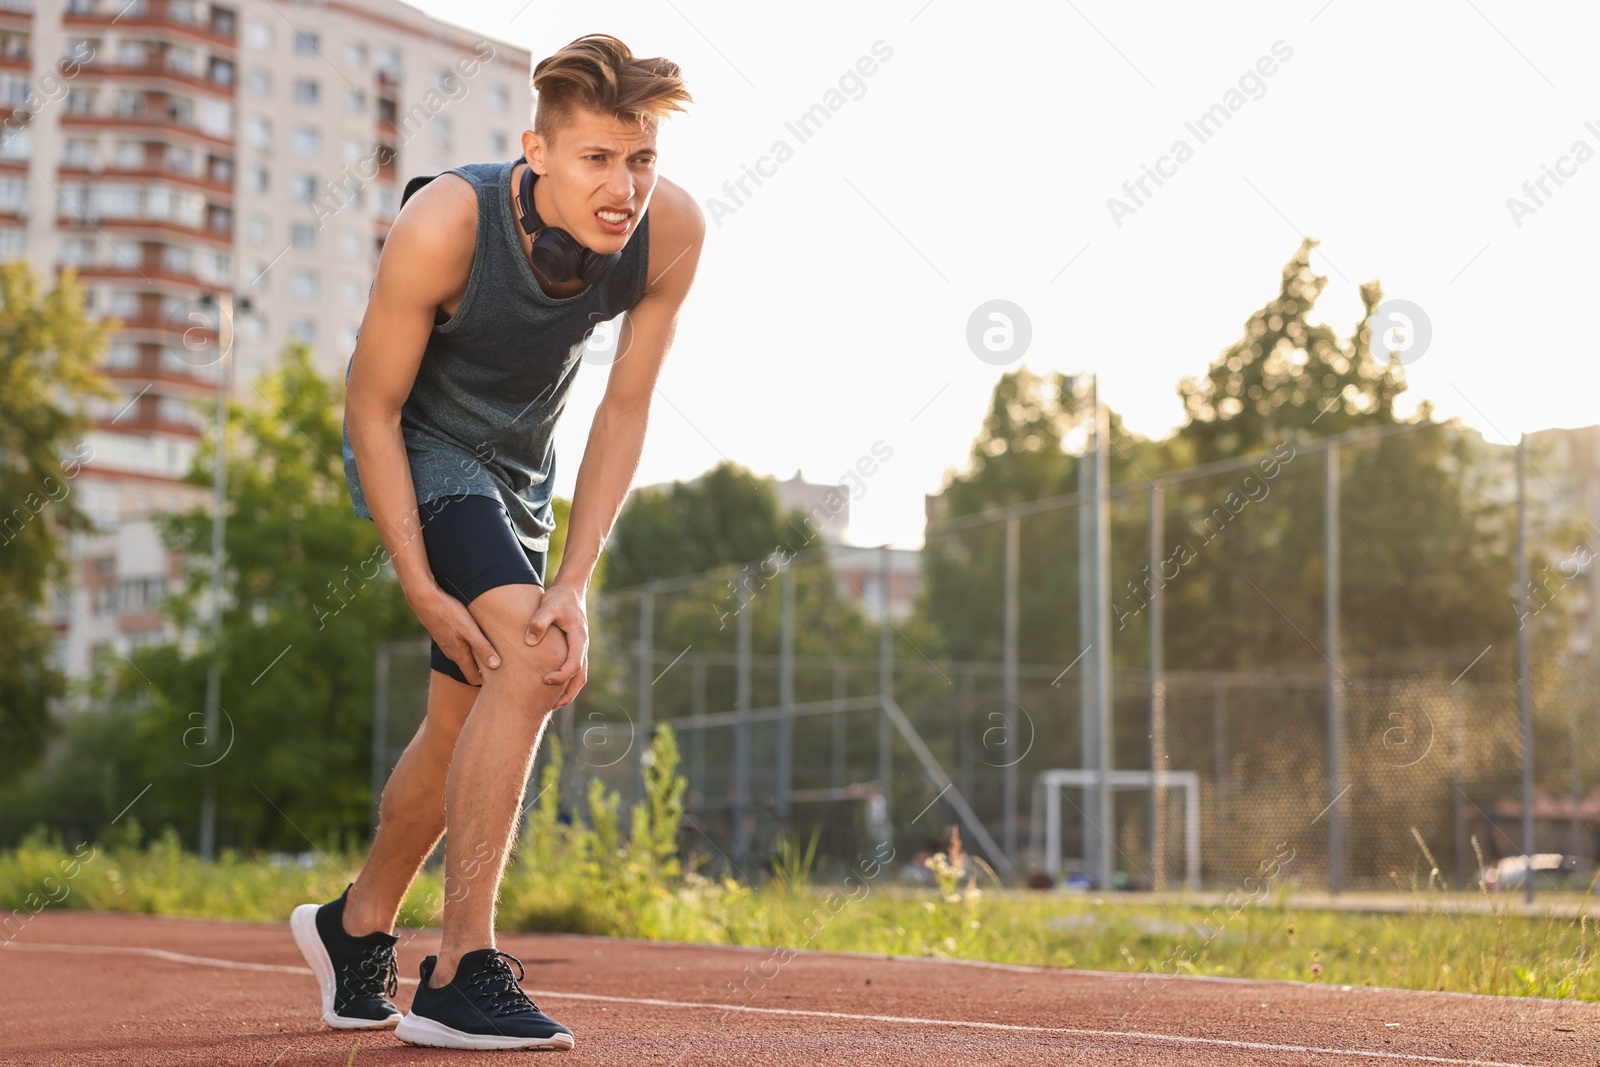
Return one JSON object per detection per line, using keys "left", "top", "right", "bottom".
{"left": 0, "top": 263, "right": 112, "bottom": 784}
{"left": 9, "top": 344, "right": 421, "bottom": 849}
{"left": 602, "top": 461, "right": 805, "bottom": 589}
{"left": 1167, "top": 238, "right": 1513, "bottom": 675}
{"left": 919, "top": 367, "right": 1168, "bottom": 666}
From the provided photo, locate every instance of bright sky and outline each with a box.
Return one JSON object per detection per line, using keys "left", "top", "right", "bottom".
{"left": 405, "top": 0, "right": 1599, "bottom": 548}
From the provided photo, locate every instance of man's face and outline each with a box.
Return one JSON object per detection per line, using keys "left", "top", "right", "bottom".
{"left": 524, "top": 107, "right": 659, "bottom": 254}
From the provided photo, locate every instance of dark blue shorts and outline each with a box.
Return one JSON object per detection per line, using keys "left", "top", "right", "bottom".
{"left": 418, "top": 493, "right": 546, "bottom": 686}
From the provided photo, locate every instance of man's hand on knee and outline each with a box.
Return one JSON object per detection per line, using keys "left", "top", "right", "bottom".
{"left": 525, "top": 582, "right": 588, "bottom": 709}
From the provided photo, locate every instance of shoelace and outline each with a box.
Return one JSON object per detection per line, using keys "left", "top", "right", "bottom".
{"left": 347, "top": 941, "right": 399, "bottom": 1002}
{"left": 466, "top": 951, "right": 541, "bottom": 1018}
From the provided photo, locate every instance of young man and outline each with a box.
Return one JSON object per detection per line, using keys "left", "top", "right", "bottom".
{"left": 288, "top": 35, "right": 702, "bottom": 1051}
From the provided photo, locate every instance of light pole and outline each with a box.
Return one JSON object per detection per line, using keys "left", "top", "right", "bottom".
{"left": 197, "top": 290, "right": 246, "bottom": 860}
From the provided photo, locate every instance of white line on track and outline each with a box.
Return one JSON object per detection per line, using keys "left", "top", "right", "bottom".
{"left": 1, "top": 941, "right": 1550, "bottom": 1067}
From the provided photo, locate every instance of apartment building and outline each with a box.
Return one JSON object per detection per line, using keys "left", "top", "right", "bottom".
{"left": 5, "top": 0, "right": 528, "bottom": 678}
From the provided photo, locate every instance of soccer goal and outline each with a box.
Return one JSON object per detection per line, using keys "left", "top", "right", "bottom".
{"left": 1029, "top": 769, "right": 1202, "bottom": 890}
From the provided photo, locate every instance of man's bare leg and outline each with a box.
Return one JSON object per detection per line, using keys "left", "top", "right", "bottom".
{"left": 430, "top": 583, "right": 568, "bottom": 987}
{"left": 342, "top": 670, "right": 479, "bottom": 937}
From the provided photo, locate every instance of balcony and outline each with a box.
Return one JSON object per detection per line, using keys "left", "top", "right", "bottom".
{"left": 64, "top": 7, "right": 236, "bottom": 51}
{"left": 63, "top": 110, "right": 233, "bottom": 151}
{"left": 66, "top": 56, "right": 236, "bottom": 98}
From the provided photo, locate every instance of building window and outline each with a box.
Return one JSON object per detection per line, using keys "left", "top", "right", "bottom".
{"left": 341, "top": 278, "right": 364, "bottom": 304}
{"left": 0, "top": 226, "right": 25, "bottom": 260}
{"left": 0, "top": 126, "right": 26, "bottom": 161}
{"left": 197, "top": 98, "right": 233, "bottom": 137}
{"left": 346, "top": 88, "right": 364, "bottom": 114}
{"left": 246, "top": 22, "right": 272, "bottom": 51}
{"left": 247, "top": 165, "right": 268, "bottom": 193}
{"left": 293, "top": 77, "right": 318, "bottom": 105}
{"left": 288, "top": 268, "right": 318, "bottom": 299}
{"left": 65, "top": 88, "right": 95, "bottom": 114}
{"left": 165, "top": 145, "right": 196, "bottom": 174}
{"left": 113, "top": 140, "right": 142, "bottom": 168}
{"left": 288, "top": 173, "right": 316, "bottom": 201}
{"left": 290, "top": 222, "right": 314, "bottom": 249}
{"left": 290, "top": 124, "right": 321, "bottom": 155}
{"left": 341, "top": 233, "right": 361, "bottom": 258}
{"left": 489, "top": 85, "right": 508, "bottom": 112}
{"left": 375, "top": 46, "right": 400, "bottom": 75}
{"left": 246, "top": 214, "right": 268, "bottom": 246}
{"left": 62, "top": 138, "right": 95, "bottom": 166}
{"left": 246, "top": 116, "right": 270, "bottom": 148}
{"left": 246, "top": 68, "right": 269, "bottom": 95}
{"left": 107, "top": 340, "right": 140, "bottom": 368}
{"left": 161, "top": 244, "right": 192, "bottom": 275}
{"left": 293, "top": 30, "right": 319, "bottom": 57}
{"left": 60, "top": 238, "right": 94, "bottom": 265}
{"left": 345, "top": 42, "right": 366, "bottom": 68}
{"left": 289, "top": 317, "right": 316, "bottom": 342}
{"left": 489, "top": 131, "right": 507, "bottom": 156}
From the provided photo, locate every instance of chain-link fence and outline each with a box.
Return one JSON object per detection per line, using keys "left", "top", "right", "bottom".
{"left": 374, "top": 419, "right": 1598, "bottom": 894}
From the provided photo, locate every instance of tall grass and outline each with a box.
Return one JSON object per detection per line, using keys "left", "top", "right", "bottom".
{"left": 4, "top": 729, "right": 1598, "bottom": 1000}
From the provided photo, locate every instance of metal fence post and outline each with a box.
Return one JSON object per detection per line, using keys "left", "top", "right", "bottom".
{"left": 1003, "top": 512, "right": 1020, "bottom": 868}
{"left": 1517, "top": 437, "right": 1535, "bottom": 905}
{"left": 691, "top": 656, "right": 706, "bottom": 798}
{"left": 778, "top": 554, "right": 794, "bottom": 829}
{"left": 1326, "top": 441, "right": 1345, "bottom": 895}
{"left": 959, "top": 664, "right": 975, "bottom": 815}
{"left": 637, "top": 587, "right": 654, "bottom": 799}
{"left": 831, "top": 658, "right": 846, "bottom": 788}
{"left": 1451, "top": 688, "right": 1469, "bottom": 888}
{"left": 734, "top": 584, "right": 753, "bottom": 861}
{"left": 1213, "top": 681, "right": 1229, "bottom": 883}
{"left": 1091, "top": 376, "right": 1114, "bottom": 894}
{"left": 1078, "top": 429, "right": 1097, "bottom": 879}
{"left": 1149, "top": 480, "right": 1166, "bottom": 891}
{"left": 878, "top": 544, "right": 894, "bottom": 831}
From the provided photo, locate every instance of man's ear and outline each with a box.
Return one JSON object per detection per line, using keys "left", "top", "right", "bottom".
{"left": 522, "top": 129, "right": 546, "bottom": 175}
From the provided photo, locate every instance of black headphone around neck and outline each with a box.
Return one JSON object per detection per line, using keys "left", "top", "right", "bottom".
{"left": 515, "top": 164, "right": 622, "bottom": 287}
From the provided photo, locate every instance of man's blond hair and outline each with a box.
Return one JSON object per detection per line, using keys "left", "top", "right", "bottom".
{"left": 532, "top": 34, "right": 691, "bottom": 141}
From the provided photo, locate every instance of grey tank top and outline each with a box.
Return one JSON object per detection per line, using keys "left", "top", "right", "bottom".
{"left": 341, "top": 157, "right": 652, "bottom": 552}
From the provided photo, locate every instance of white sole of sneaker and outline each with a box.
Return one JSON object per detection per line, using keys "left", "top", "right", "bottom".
{"left": 395, "top": 1012, "right": 576, "bottom": 1051}
{"left": 289, "top": 903, "right": 400, "bottom": 1031}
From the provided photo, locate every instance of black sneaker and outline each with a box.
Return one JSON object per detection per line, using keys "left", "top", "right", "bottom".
{"left": 289, "top": 885, "right": 402, "bottom": 1030}
{"left": 395, "top": 949, "right": 575, "bottom": 1051}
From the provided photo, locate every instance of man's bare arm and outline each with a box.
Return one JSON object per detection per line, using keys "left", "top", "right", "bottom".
{"left": 530, "top": 180, "right": 705, "bottom": 694}
{"left": 345, "top": 176, "right": 502, "bottom": 681}
{"left": 557, "top": 180, "right": 706, "bottom": 592}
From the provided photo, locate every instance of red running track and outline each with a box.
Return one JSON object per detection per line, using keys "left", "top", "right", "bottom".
{"left": 1, "top": 912, "right": 1595, "bottom": 1065}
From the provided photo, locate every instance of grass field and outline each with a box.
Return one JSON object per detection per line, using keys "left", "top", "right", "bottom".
{"left": 6, "top": 731, "right": 1596, "bottom": 1002}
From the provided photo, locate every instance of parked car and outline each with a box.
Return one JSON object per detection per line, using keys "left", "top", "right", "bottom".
{"left": 1481, "top": 853, "right": 1597, "bottom": 891}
